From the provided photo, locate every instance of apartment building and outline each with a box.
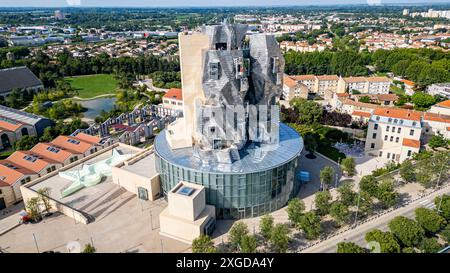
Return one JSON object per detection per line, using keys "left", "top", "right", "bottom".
{"left": 317, "top": 75, "right": 340, "bottom": 97}
{"left": 31, "top": 143, "right": 82, "bottom": 166}
{"left": 51, "top": 135, "right": 102, "bottom": 157}
{"left": 367, "top": 77, "right": 391, "bottom": 94}
{"left": 422, "top": 112, "right": 450, "bottom": 140}
{"left": 427, "top": 83, "right": 450, "bottom": 98}
{"left": 162, "top": 88, "right": 183, "bottom": 112}
{"left": 0, "top": 160, "right": 39, "bottom": 208}
{"left": 429, "top": 100, "right": 450, "bottom": 116}
{"left": 338, "top": 76, "right": 391, "bottom": 94}
{"left": 282, "top": 75, "right": 308, "bottom": 100}
{"left": 365, "top": 108, "right": 423, "bottom": 163}
{"left": 7, "top": 151, "right": 63, "bottom": 177}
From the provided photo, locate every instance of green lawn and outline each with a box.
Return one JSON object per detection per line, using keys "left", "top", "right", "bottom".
{"left": 66, "top": 74, "right": 118, "bottom": 99}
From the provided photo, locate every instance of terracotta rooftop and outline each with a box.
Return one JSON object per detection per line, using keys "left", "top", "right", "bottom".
{"left": 30, "top": 143, "right": 79, "bottom": 164}
{"left": 283, "top": 75, "right": 298, "bottom": 88}
{"left": 0, "top": 160, "right": 36, "bottom": 185}
{"left": 317, "top": 75, "right": 339, "bottom": 81}
{"left": 7, "top": 151, "right": 59, "bottom": 173}
{"left": 0, "top": 117, "right": 23, "bottom": 132}
{"left": 51, "top": 136, "right": 94, "bottom": 154}
{"left": 367, "top": 76, "right": 391, "bottom": 83}
{"left": 437, "top": 100, "right": 450, "bottom": 108}
{"left": 423, "top": 112, "right": 450, "bottom": 124}
{"left": 352, "top": 111, "right": 372, "bottom": 118}
{"left": 402, "top": 138, "right": 420, "bottom": 149}
{"left": 400, "top": 79, "right": 415, "bottom": 86}
{"left": 343, "top": 76, "right": 368, "bottom": 83}
{"left": 341, "top": 98, "right": 380, "bottom": 109}
{"left": 292, "top": 75, "right": 316, "bottom": 81}
{"left": 72, "top": 132, "right": 103, "bottom": 146}
{"left": 163, "top": 88, "right": 183, "bottom": 101}
{"left": 373, "top": 108, "right": 422, "bottom": 121}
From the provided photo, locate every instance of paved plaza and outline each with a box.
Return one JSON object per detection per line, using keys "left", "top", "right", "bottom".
{"left": 0, "top": 195, "right": 190, "bottom": 253}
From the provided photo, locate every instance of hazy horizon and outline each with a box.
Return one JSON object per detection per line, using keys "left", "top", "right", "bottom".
{"left": 0, "top": 0, "right": 449, "bottom": 8}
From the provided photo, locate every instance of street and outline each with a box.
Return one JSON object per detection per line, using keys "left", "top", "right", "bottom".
{"left": 302, "top": 185, "right": 450, "bottom": 253}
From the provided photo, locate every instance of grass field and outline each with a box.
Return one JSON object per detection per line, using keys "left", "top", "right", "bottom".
{"left": 66, "top": 74, "right": 118, "bottom": 99}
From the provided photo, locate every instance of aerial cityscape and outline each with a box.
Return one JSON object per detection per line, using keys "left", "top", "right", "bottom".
{"left": 0, "top": 0, "right": 450, "bottom": 260}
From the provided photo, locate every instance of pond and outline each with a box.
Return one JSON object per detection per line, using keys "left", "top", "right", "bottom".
{"left": 78, "top": 97, "right": 116, "bottom": 120}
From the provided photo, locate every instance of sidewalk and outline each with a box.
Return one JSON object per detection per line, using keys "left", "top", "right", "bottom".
{"left": 0, "top": 203, "right": 24, "bottom": 235}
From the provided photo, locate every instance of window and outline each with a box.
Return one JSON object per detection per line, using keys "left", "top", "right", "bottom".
{"left": 67, "top": 139, "right": 80, "bottom": 145}
{"left": 374, "top": 124, "right": 378, "bottom": 130}
{"left": 398, "top": 128, "right": 401, "bottom": 133}
{"left": 410, "top": 129, "right": 414, "bottom": 136}
{"left": 47, "top": 146, "right": 60, "bottom": 153}
{"left": 387, "top": 152, "right": 391, "bottom": 158}
{"left": 384, "top": 135, "right": 388, "bottom": 141}
{"left": 407, "top": 150, "right": 412, "bottom": 157}
{"left": 392, "top": 126, "right": 395, "bottom": 132}
{"left": 23, "top": 155, "right": 37, "bottom": 163}
{"left": 376, "top": 116, "right": 380, "bottom": 121}
{"left": 379, "top": 151, "right": 383, "bottom": 157}
{"left": 51, "top": 166, "right": 56, "bottom": 171}
{"left": 412, "top": 121, "right": 417, "bottom": 126}
{"left": 394, "top": 119, "right": 398, "bottom": 123}
{"left": 390, "top": 136, "right": 394, "bottom": 142}
{"left": 0, "top": 189, "right": 2, "bottom": 194}
{"left": 372, "top": 133, "right": 377, "bottom": 139}
{"left": 138, "top": 187, "right": 148, "bottom": 200}
{"left": 392, "top": 153, "right": 395, "bottom": 160}
{"left": 209, "top": 62, "right": 220, "bottom": 80}
{"left": 370, "top": 143, "right": 375, "bottom": 149}
{"left": 21, "top": 179, "right": 26, "bottom": 185}
{"left": 395, "top": 137, "right": 399, "bottom": 143}
{"left": 388, "top": 118, "right": 392, "bottom": 122}
{"left": 26, "top": 177, "right": 31, "bottom": 182}
{"left": 47, "top": 168, "right": 52, "bottom": 173}
{"left": 386, "top": 126, "right": 390, "bottom": 131}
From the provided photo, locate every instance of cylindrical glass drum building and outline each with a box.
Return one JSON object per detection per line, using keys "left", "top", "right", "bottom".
{"left": 155, "top": 123, "right": 303, "bottom": 219}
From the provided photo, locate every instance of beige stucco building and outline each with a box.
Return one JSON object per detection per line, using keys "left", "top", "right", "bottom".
{"left": 364, "top": 108, "right": 422, "bottom": 163}
{"left": 159, "top": 181, "right": 216, "bottom": 244}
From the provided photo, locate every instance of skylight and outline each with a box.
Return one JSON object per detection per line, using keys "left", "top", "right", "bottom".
{"left": 47, "top": 146, "right": 60, "bottom": 153}
{"left": 67, "top": 139, "right": 80, "bottom": 145}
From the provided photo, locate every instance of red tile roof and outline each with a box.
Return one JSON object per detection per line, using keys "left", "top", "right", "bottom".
{"left": 423, "top": 112, "right": 450, "bottom": 123}
{"left": 51, "top": 136, "right": 93, "bottom": 154}
{"left": 31, "top": 143, "right": 78, "bottom": 164}
{"left": 164, "top": 88, "right": 182, "bottom": 101}
{"left": 367, "top": 76, "right": 391, "bottom": 83}
{"left": 7, "top": 151, "right": 59, "bottom": 173}
{"left": 402, "top": 138, "right": 420, "bottom": 149}
{"left": 400, "top": 79, "right": 415, "bottom": 86}
{"left": 0, "top": 160, "right": 36, "bottom": 185}
{"left": 374, "top": 108, "right": 422, "bottom": 121}
{"left": 352, "top": 111, "right": 372, "bottom": 118}
{"left": 317, "top": 75, "right": 339, "bottom": 81}
{"left": 292, "top": 75, "right": 316, "bottom": 81}
{"left": 72, "top": 133, "right": 103, "bottom": 146}
{"left": 437, "top": 100, "right": 450, "bottom": 108}
{"left": 0, "top": 117, "right": 23, "bottom": 132}
{"left": 283, "top": 75, "right": 298, "bottom": 88}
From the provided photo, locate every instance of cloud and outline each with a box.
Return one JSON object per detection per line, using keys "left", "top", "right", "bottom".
{"left": 367, "top": 0, "right": 382, "bottom": 5}
{"left": 66, "top": 0, "right": 81, "bottom": 6}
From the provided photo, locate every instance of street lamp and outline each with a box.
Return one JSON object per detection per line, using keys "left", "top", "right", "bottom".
{"left": 353, "top": 190, "right": 366, "bottom": 227}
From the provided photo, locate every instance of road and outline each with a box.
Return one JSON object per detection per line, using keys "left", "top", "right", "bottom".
{"left": 302, "top": 185, "right": 450, "bottom": 253}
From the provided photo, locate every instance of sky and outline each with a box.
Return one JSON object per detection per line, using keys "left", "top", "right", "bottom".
{"left": 0, "top": 0, "right": 447, "bottom": 7}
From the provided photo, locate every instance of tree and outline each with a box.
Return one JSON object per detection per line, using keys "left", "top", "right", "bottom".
{"left": 439, "top": 224, "right": 450, "bottom": 243}
{"left": 289, "top": 98, "right": 323, "bottom": 125}
{"left": 37, "top": 187, "right": 52, "bottom": 215}
{"left": 14, "top": 135, "right": 39, "bottom": 151}
{"left": 320, "top": 166, "right": 335, "bottom": 190}
{"left": 411, "top": 92, "right": 436, "bottom": 110}
{"left": 82, "top": 244, "right": 96, "bottom": 253}
{"left": 415, "top": 161, "right": 435, "bottom": 188}
{"left": 330, "top": 202, "right": 351, "bottom": 226}
{"left": 341, "top": 157, "right": 356, "bottom": 177}
{"left": 400, "top": 160, "right": 415, "bottom": 182}
{"left": 286, "top": 198, "right": 305, "bottom": 225}
{"left": 337, "top": 181, "right": 357, "bottom": 206}
{"left": 25, "top": 197, "right": 42, "bottom": 222}
{"left": 365, "top": 229, "right": 401, "bottom": 253}
{"left": 359, "top": 175, "right": 378, "bottom": 197}
{"left": 39, "top": 127, "right": 55, "bottom": 142}
{"left": 298, "top": 211, "right": 322, "bottom": 240}
{"left": 414, "top": 208, "right": 447, "bottom": 234}
{"left": 336, "top": 242, "right": 366, "bottom": 253}
{"left": 359, "top": 96, "right": 371, "bottom": 103}
{"left": 388, "top": 216, "right": 425, "bottom": 247}
{"left": 314, "top": 191, "right": 332, "bottom": 216}
{"left": 229, "top": 222, "right": 249, "bottom": 250}
{"left": 240, "top": 235, "right": 258, "bottom": 253}
{"left": 377, "top": 178, "right": 399, "bottom": 209}
{"left": 428, "top": 135, "right": 448, "bottom": 149}
{"left": 192, "top": 235, "right": 217, "bottom": 253}
{"left": 435, "top": 195, "right": 450, "bottom": 220}
{"left": 270, "top": 223, "right": 290, "bottom": 253}
{"left": 419, "top": 237, "right": 442, "bottom": 253}
{"left": 259, "top": 214, "right": 274, "bottom": 240}
{"left": 402, "top": 247, "right": 416, "bottom": 253}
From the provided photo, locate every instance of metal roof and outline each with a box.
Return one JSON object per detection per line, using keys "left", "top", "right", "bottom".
{"left": 0, "top": 66, "right": 42, "bottom": 94}
{"left": 155, "top": 123, "right": 303, "bottom": 174}
{"left": 0, "top": 105, "right": 45, "bottom": 126}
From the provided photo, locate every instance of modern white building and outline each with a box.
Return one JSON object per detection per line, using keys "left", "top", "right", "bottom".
{"left": 427, "top": 83, "right": 450, "bottom": 99}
